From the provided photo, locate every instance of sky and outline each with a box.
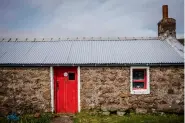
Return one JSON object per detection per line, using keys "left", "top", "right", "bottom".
{"left": 0, "top": 0, "right": 184, "bottom": 38}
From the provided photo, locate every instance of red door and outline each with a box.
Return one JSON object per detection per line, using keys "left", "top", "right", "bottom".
{"left": 54, "top": 67, "right": 78, "bottom": 113}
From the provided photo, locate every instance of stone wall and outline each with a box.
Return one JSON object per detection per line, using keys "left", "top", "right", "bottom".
{"left": 0, "top": 66, "right": 183, "bottom": 115}
{"left": 0, "top": 67, "right": 51, "bottom": 115}
{"left": 158, "top": 18, "right": 176, "bottom": 38}
{"left": 80, "top": 66, "right": 184, "bottom": 114}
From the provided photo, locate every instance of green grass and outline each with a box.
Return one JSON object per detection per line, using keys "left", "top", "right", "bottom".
{"left": 74, "top": 111, "right": 184, "bottom": 123}
{"left": 0, "top": 113, "right": 53, "bottom": 123}
{"left": 0, "top": 111, "right": 184, "bottom": 123}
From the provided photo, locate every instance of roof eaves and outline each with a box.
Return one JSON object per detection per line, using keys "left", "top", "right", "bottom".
{"left": 0, "top": 63, "right": 183, "bottom": 67}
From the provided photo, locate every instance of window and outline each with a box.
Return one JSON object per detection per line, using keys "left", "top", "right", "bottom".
{"left": 68, "top": 72, "right": 75, "bottom": 80}
{"left": 130, "top": 67, "right": 150, "bottom": 94}
{"left": 133, "top": 69, "right": 146, "bottom": 89}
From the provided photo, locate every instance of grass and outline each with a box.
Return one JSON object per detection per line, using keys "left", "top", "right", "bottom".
{"left": 0, "top": 111, "right": 184, "bottom": 123}
{"left": 74, "top": 111, "right": 184, "bottom": 123}
{"left": 0, "top": 113, "right": 53, "bottom": 123}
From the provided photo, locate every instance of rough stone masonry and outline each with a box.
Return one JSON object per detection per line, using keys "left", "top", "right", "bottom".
{"left": 0, "top": 67, "right": 51, "bottom": 115}
{"left": 80, "top": 66, "right": 184, "bottom": 114}
{"left": 0, "top": 66, "right": 184, "bottom": 115}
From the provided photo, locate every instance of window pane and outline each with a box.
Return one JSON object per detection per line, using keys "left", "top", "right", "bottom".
{"left": 133, "top": 70, "right": 145, "bottom": 80}
{"left": 133, "top": 82, "right": 144, "bottom": 89}
{"left": 68, "top": 73, "right": 75, "bottom": 80}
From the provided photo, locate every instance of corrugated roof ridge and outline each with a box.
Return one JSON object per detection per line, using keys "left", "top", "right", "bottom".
{"left": 165, "top": 36, "right": 184, "bottom": 58}
{"left": 0, "top": 37, "right": 159, "bottom": 42}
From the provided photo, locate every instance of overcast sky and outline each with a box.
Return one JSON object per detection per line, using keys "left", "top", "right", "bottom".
{"left": 0, "top": 0, "right": 184, "bottom": 38}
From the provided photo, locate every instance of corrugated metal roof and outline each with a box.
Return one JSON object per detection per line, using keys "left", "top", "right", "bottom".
{"left": 0, "top": 39, "right": 184, "bottom": 66}
{"left": 0, "top": 37, "right": 159, "bottom": 42}
{"left": 165, "top": 36, "right": 184, "bottom": 58}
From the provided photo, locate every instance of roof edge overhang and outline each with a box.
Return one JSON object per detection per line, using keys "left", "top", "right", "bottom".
{"left": 0, "top": 63, "right": 184, "bottom": 67}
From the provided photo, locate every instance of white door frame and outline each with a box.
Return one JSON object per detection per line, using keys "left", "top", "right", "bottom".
{"left": 50, "top": 66, "right": 81, "bottom": 113}
{"left": 77, "top": 66, "right": 81, "bottom": 112}
{"left": 50, "top": 67, "right": 54, "bottom": 113}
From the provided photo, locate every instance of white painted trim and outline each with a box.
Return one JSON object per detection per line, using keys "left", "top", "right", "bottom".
{"left": 50, "top": 67, "right": 54, "bottom": 113}
{"left": 77, "top": 66, "right": 81, "bottom": 112}
{"left": 130, "top": 66, "right": 150, "bottom": 94}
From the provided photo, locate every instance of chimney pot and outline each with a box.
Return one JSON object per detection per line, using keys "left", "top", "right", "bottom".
{"left": 162, "top": 5, "right": 168, "bottom": 19}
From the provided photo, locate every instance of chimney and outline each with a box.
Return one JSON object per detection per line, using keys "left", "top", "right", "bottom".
{"left": 162, "top": 5, "right": 168, "bottom": 19}
{"left": 158, "top": 5, "right": 176, "bottom": 38}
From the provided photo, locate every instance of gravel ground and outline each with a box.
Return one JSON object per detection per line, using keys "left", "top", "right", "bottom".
{"left": 51, "top": 115, "right": 74, "bottom": 123}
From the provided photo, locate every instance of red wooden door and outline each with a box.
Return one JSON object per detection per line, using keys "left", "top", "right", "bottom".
{"left": 54, "top": 67, "right": 78, "bottom": 113}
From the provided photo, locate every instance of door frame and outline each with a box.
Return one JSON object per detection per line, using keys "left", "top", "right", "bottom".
{"left": 50, "top": 66, "right": 80, "bottom": 113}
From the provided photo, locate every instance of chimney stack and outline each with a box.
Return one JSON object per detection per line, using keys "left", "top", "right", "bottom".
{"left": 158, "top": 5, "right": 176, "bottom": 38}
{"left": 162, "top": 5, "right": 168, "bottom": 19}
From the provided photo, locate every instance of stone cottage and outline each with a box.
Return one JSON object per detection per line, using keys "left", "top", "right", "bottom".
{"left": 0, "top": 5, "right": 184, "bottom": 115}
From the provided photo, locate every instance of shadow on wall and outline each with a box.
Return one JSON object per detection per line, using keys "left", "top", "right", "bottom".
{"left": 178, "top": 39, "right": 184, "bottom": 45}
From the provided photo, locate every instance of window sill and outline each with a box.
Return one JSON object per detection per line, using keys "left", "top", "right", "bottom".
{"left": 131, "top": 89, "right": 150, "bottom": 94}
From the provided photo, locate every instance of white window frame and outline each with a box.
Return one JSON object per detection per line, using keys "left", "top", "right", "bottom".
{"left": 130, "top": 66, "right": 150, "bottom": 94}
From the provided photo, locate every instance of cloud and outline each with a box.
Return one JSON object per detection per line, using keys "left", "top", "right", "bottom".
{"left": 0, "top": 0, "right": 184, "bottom": 38}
